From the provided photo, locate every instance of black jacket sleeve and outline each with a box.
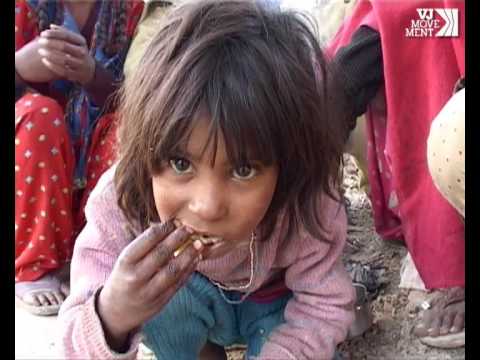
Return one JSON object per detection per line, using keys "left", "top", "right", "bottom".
{"left": 334, "top": 25, "right": 384, "bottom": 119}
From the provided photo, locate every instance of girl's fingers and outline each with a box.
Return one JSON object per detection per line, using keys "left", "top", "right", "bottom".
{"left": 120, "top": 220, "right": 176, "bottom": 265}
{"left": 41, "top": 25, "right": 87, "bottom": 46}
{"left": 151, "top": 256, "right": 198, "bottom": 309}
{"left": 38, "top": 37, "right": 88, "bottom": 59}
{"left": 146, "top": 243, "right": 201, "bottom": 299}
{"left": 138, "top": 234, "right": 203, "bottom": 278}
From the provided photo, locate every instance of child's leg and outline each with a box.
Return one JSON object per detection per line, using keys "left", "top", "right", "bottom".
{"left": 236, "top": 293, "right": 292, "bottom": 359}
{"left": 142, "top": 273, "right": 239, "bottom": 360}
{"left": 238, "top": 293, "right": 342, "bottom": 360}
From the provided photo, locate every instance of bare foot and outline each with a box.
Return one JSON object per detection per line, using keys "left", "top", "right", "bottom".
{"left": 412, "top": 287, "right": 465, "bottom": 348}
{"left": 15, "top": 265, "right": 71, "bottom": 316}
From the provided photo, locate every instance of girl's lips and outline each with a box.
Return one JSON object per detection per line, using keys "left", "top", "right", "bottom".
{"left": 173, "top": 219, "right": 224, "bottom": 244}
{"left": 190, "top": 233, "right": 223, "bottom": 245}
{"left": 172, "top": 218, "right": 225, "bottom": 258}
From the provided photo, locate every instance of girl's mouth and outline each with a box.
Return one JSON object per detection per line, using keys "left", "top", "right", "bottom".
{"left": 172, "top": 219, "right": 224, "bottom": 257}
{"left": 190, "top": 233, "right": 223, "bottom": 245}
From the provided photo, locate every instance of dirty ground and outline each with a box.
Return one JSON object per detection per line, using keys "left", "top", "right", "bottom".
{"left": 15, "top": 156, "right": 465, "bottom": 359}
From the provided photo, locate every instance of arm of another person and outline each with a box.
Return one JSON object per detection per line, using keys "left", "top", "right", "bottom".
{"left": 258, "top": 198, "right": 356, "bottom": 360}
{"left": 56, "top": 170, "right": 142, "bottom": 359}
{"left": 334, "top": 26, "right": 384, "bottom": 129}
{"left": 83, "top": 1, "right": 144, "bottom": 109}
{"left": 82, "top": 57, "right": 118, "bottom": 109}
{"left": 15, "top": 0, "right": 55, "bottom": 98}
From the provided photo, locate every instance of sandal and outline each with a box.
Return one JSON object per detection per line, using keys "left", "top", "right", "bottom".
{"left": 15, "top": 274, "right": 68, "bottom": 316}
{"left": 412, "top": 287, "right": 465, "bottom": 348}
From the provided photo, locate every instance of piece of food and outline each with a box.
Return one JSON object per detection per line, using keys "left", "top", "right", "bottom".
{"left": 173, "top": 237, "right": 194, "bottom": 258}
{"left": 173, "top": 234, "right": 222, "bottom": 257}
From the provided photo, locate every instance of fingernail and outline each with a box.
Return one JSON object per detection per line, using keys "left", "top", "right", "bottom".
{"left": 184, "top": 226, "right": 195, "bottom": 234}
{"left": 427, "top": 328, "right": 434, "bottom": 333}
{"left": 450, "top": 326, "right": 459, "bottom": 333}
{"left": 173, "top": 219, "right": 182, "bottom": 228}
{"left": 197, "top": 253, "right": 203, "bottom": 262}
{"left": 193, "top": 240, "right": 203, "bottom": 251}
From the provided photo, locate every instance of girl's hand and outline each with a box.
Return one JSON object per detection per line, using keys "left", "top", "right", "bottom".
{"left": 15, "top": 37, "right": 59, "bottom": 83}
{"left": 38, "top": 25, "right": 96, "bottom": 86}
{"left": 96, "top": 221, "right": 204, "bottom": 351}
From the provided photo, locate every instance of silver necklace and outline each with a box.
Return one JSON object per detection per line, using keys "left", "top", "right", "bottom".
{"left": 211, "top": 232, "right": 257, "bottom": 304}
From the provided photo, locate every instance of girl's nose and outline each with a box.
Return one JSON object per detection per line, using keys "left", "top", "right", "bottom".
{"left": 188, "top": 186, "right": 227, "bottom": 222}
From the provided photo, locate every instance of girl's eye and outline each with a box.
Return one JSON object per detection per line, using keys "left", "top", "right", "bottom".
{"left": 169, "top": 158, "right": 192, "bottom": 174}
{"left": 233, "top": 165, "right": 257, "bottom": 180}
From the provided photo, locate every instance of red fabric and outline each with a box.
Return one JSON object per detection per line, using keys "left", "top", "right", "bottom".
{"left": 15, "top": 1, "right": 39, "bottom": 50}
{"left": 127, "top": 1, "right": 145, "bottom": 37}
{"left": 15, "top": 94, "right": 117, "bottom": 282}
{"left": 14, "top": 0, "right": 143, "bottom": 282}
{"left": 74, "top": 114, "right": 118, "bottom": 230}
{"left": 248, "top": 278, "right": 291, "bottom": 304}
{"left": 328, "top": 0, "right": 465, "bottom": 289}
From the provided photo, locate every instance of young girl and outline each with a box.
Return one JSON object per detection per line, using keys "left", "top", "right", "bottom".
{"left": 58, "top": 1, "right": 355, "bottom": 359}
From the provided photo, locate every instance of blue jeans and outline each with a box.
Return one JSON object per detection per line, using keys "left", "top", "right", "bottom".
{"left": 143, "top": 272, "right": 342, "bottom": 360}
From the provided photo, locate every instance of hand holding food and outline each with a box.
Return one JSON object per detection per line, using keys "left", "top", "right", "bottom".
{"left": 97, "top": 221, "right": 204, "bottom": 351}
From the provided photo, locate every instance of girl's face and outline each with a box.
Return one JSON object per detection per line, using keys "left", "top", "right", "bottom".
{"left": 152, "top": 116, "right": 279, "bottom": 259}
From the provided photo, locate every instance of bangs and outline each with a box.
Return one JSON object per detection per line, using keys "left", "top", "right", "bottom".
{"left": 147, "top": 35, "right": 285, "bottom": 173}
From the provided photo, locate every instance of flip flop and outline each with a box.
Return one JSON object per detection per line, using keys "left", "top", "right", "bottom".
{"left": 15, "top": 274, "right": 66, "bottom": 316}
{"left": 419, "top": 331, "right": 465, "bottom": 349}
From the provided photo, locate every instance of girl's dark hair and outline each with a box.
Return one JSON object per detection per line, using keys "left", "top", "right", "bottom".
{"left": 115, "top": 0, "right": 350, "bottom": 242}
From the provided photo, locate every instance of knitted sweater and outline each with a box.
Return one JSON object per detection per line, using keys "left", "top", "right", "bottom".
{"left": 57, "top": 166, "right": 355, "bottom": 359}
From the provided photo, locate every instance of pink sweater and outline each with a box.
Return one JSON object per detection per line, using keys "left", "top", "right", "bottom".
{"left": 57, "top": 166, "right": 355, "bottom": 359}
